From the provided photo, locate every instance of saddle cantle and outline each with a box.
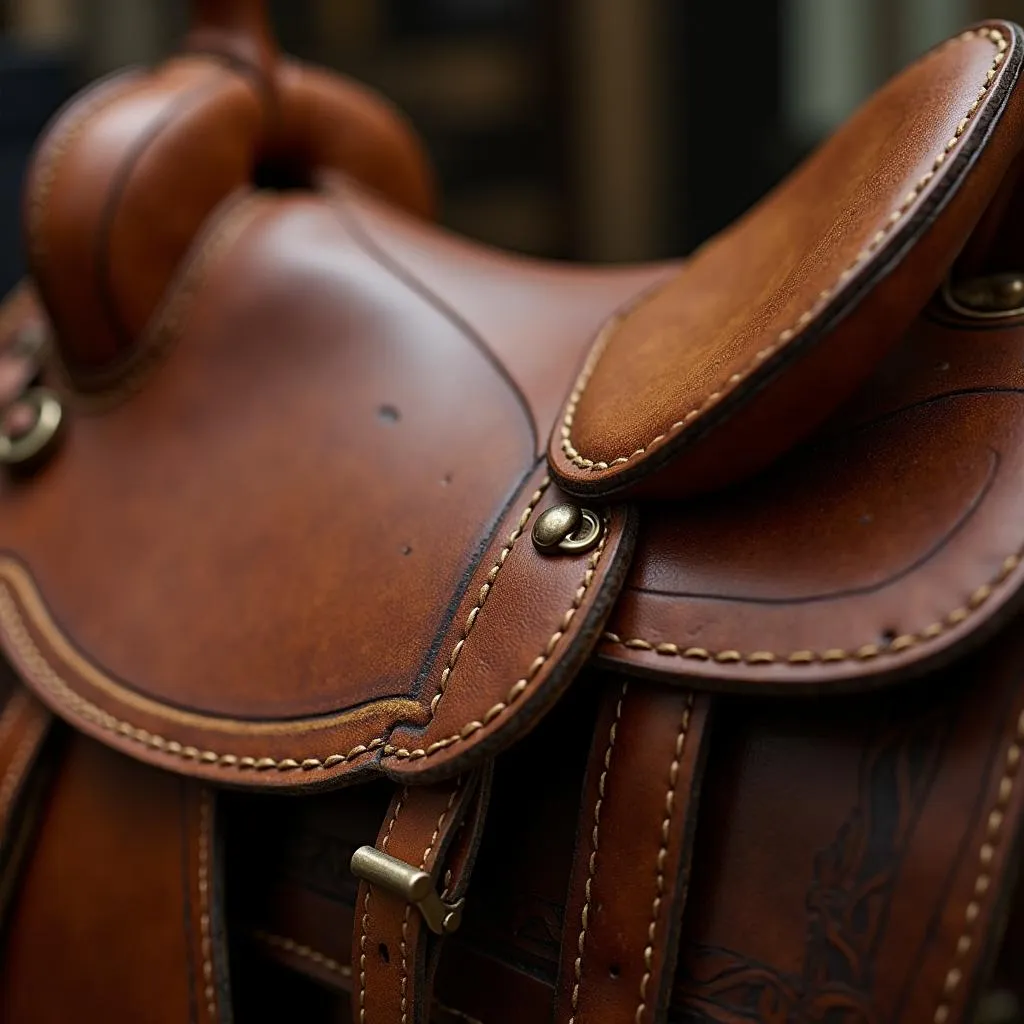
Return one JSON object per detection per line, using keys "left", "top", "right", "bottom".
{"left": 1, "top": 2, "right": 1024, "bottom": 1022}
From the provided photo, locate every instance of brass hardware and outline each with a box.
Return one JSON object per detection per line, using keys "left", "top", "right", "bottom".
{"left": 533, "top": 502, "right": 604, "bottom": 555}
{"left": 532, "top": 503, "right": 582, "bottom": 551}
{"left": 0, "top": 387, "right": 64, "bottom": 469}
{"left": 350, "top": 846, "right": 465, "bottom": 936}
{"left": 943, "top": 273, "right": 1024, "bottom": 319}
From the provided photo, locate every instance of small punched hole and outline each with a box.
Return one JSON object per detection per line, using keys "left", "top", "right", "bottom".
{"left": 441, "top": 473, "right": 453, "bottom": 486}
{"left": 379, "top": 405, "right": 401, "bottom": 423}
{"left": 378, "top": 943, "right": 390, "bottom": 964}
{"left": 882, "top": 629, "right": 898, "bottom": 646}
{"left": 401, "top": 544, "right": 413, "bottom": 556}
{"left": 609, "top": 964, "right": 621, "bottom": 979}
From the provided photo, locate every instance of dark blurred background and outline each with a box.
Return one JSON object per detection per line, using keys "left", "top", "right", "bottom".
{"left": 0, "top": 0, "right": 1022, "bottom": 292}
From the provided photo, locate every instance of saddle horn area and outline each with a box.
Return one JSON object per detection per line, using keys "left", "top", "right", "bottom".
{"left": 23, "top": 3, "right": 434, "bottom": 389}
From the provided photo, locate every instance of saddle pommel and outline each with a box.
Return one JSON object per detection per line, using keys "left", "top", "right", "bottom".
{"left": 22, "top": 0, "right": 434, "bottom": 391}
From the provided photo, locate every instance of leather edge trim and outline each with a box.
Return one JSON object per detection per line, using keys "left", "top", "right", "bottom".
{"left": 549, "top": 23, "right": 1020, "bottom": 498}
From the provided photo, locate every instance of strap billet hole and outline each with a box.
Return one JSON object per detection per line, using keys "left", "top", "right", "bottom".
{"left": 378, "top": 405, "right": 401, "bottom": 424}
{"left": 609, "top": 963, "right": 621, "bottom": 979}
{"left": 378, "top": 942, "right": 390, "bottom": 964}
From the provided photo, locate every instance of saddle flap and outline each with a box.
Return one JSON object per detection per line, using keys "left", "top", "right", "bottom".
{"left": 549, "top": 24, "right": 1024, "bottom": 500}
{"left": 0, "top": 188, "right": 637, "bottom": 791}
{"left": 600, "top": 297, "right": 1024, "bottom": 692}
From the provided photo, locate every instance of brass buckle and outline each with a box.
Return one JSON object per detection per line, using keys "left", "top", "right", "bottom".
{"left": 351, "top": 846, "right": 465, "bottom": 936}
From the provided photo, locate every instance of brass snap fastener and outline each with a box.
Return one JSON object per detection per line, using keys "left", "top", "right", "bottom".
{"left": 0, "top": 387, "right": 64, "bottom": 470}
{"left": 533, "top": 502, "right": 604, "bottom": 555}
{"left": 943, "top": 273, "right": 1024, "bottom": 319}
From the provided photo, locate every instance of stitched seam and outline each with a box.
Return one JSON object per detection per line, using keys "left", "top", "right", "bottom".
{"left": 0, "top": 483, "right": 567, "bottom": 773}
{"left": 601, "top": 544, "right": 1024, "bottom": 669}
{"left": 559, "top": 27, "right": 1009, "bottom": 474}
{"left": 358, "top": 887, "right": 372, "bottom": 1024}
{"left": 428, "top": 479, "right": 549, "bottom": 720}
{"left": 198, "top": 789, "right": 218, "bottom": 1024}
{"left": 252, "top": 931, "right": 352, "bottom": 978}
{"left": 401, "top": 785, "right": 461, "bottom": 1024}
{"left": 383, "top": 516, "right": 610, "bottom": 763}
{"left": 569, "top": 681, "right": 628, "bottom": 1024}
{"left": 933, "top": 706, "right": 1024, "bottom": 1022}
{"left": 360, "top": 793, "right": 406, "bottom": 1024}
{"left": 635, "top": 694, "right": 694, "bottom": 1024}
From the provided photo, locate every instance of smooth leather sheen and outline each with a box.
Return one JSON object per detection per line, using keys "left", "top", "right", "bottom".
{"left": 2, "top": 5, "right": 1024, "bottom": 1023}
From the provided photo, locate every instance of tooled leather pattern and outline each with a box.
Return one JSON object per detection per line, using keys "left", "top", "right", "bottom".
{"left": 673, "top": 703, "right": 951, "bottom": 1022}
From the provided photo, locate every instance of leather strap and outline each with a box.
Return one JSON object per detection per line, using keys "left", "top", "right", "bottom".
{"left": 556, "top": 679, "right": 711, "bottom": 1024}
{"left": 183, "top": 784, "right": 231, "bottom": 1024}
{"left": 0, "top": 684, "right": 51, "bottom": 933}
{"left": 354, "top": 771, "right": 491, "bottom": 1024}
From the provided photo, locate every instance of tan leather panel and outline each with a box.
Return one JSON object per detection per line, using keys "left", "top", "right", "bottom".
{"left": 1, "top": 448, "right": 631, "bottom": 787}
{"left": 550, "top": 24, "right": 1024, "bottom": 499}
{"left": 602, "top": 314, "right": 1024, "bottom": 691}
{"left": 4, "top": 195, "right": 532, "bottom": 718}
{"left": 0, "top": 734, "right": 218, "bottom": 1022}
{"left": 338, "top": 184, "right": 678, "bottom": 456}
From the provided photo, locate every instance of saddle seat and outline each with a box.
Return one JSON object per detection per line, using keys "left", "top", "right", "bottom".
{"left": 1, "top": 4, "right": 1024, "bottom": 1023}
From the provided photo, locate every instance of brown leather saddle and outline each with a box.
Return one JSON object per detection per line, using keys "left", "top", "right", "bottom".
{"left": 2, "top": 3, "right": 1024, "bottom": 1021}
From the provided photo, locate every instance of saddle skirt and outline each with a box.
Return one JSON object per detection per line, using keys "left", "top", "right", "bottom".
{"left": 1, "top": 4, "right": 1024, "bottom": 1023}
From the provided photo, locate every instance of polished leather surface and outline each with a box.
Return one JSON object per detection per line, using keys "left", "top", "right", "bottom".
{"left": 551, "top": 26, "right": 1024, "bottom": 500}
{"left": 602, "top": 307, "right": 1024, "bottom": 690}
{"left": 3, "top": 5, "right": 1024, "bottom": 1022}
{"left": 0, "top": 733, "right": 230, "bottom": 1022}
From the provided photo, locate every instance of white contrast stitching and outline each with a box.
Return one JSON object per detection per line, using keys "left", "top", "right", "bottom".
{"left": 569, "top": 681, "right": 627, "bottom": 1024}
{"left": 932, "top": 705, "right": 1024, "bottom": 1023}
{"left": 635, "top": 694, "right": 694, "bottom": 1024}
{"left": 559, "top": 28, "right": 1009, "bottom": 475}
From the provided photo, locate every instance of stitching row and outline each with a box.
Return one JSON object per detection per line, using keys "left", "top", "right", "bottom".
{"left": 0, "top": 485, "right": 597, "bottom": 774}
{"left": 400, "top": 786, "right": 461, "bottom": 1024}
{"left": 0, "top": 579, "right": 388, "bottom": 773}
{"left": 383, "top": 516, "right": 609, "bottom": 762}
{"left": 198, "top": 789, "right": 218, "bottom": 1024}
{"left": 601, "top": 547, "right": 1023, "bottom": 668}
{"left": 569, "top": 680, "right": 627, "bottom": 1024}
{"left": 429, "top": 479, "right": 550, "bottom": 718}
{"left": 933, "top": 706, "right": 1024, "bottom": 1023}
{"left": 635, "top": 694, "right": 693, "bottom": 1024}
{"left": 558, "top": 27, "right": 1009, "bottom": 474}
{"left": 359, "top": 793, "right": 405, "bottom": 1024}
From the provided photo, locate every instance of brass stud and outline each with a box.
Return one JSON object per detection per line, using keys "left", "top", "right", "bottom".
{"left": 944, "top": 273, "right": 1024, "bottom": 319}
{"left": 0, "top": 387, "right": 64, "bottom": 471}
{"left": 532, "top": 502, "right": 604, "bottom": 555}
